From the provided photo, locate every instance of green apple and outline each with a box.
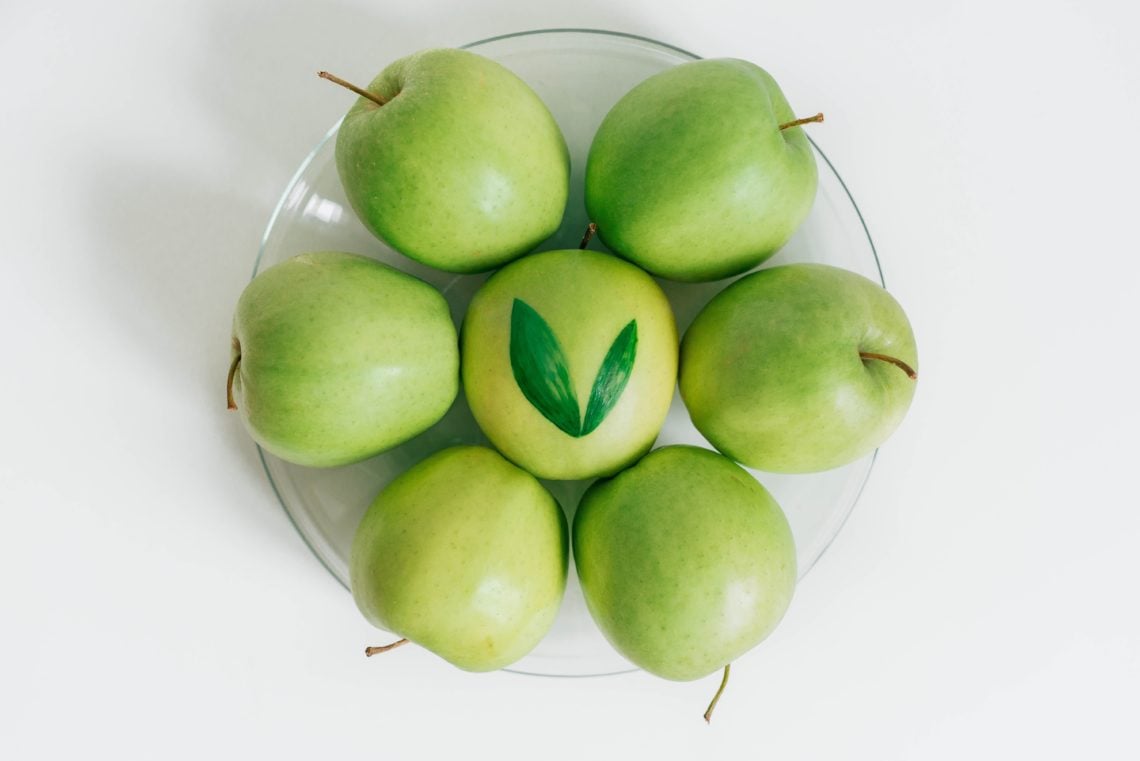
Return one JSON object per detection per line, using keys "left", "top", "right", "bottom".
{"left": 680, "top": 263, "right": 918, "bottom": 472}
{"left": 350, "top": 445, "right": 568, "bottom": 672}
{"left": 574, "top": 445, "right": 797, "bottom": 682}
{"left": 585, "top": 58, "right": 818, "bottom": 282}
{"left": 330, "top": 49, "right": 570, "bottom": 273}
{"left": 228, "top": 251, "right": 458, "bottom": 467}
{"left": 461, "top": 249, "right": 677, "bottom": 480}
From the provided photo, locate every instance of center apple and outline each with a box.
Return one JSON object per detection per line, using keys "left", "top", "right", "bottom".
{"left": 461, "top": 249, "right": 678, "bottom": 480}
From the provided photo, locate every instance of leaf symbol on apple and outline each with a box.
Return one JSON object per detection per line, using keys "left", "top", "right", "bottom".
{"left": 509, "top": 298, "right": 638, "bottom": 437}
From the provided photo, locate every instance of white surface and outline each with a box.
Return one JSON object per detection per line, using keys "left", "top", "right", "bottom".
{"left": 2, "top": 0, "right": 1138, "bottom": 758}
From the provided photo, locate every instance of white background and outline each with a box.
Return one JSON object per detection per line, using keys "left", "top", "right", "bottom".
{"left": 3, "top": 0, "right": 1139, "bottom": 758}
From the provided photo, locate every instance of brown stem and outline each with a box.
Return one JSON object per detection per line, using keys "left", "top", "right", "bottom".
{"left": 579, "top": 222, "right": 598, "bottom": 250}
{"left": 778, "top": 112, "right": 824, "bottom": 131}
{"left": 703, "top": 664, "right": 731, "bottom": 724}
{"left": 226, "top": 346, "right": 241, "bottom": 410}
{"left": 319, "top": 71, "right": 387, "bottom": 107}
{"left": 860, "top": 351, "right": 918, "bottom": 380}
{"left": 365, "top": 638, "right": 409, "bottom": 657}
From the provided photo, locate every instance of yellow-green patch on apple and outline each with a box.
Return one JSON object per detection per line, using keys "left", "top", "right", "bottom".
{"left": 462, "top": 249, "right": 677, "bottom": 480}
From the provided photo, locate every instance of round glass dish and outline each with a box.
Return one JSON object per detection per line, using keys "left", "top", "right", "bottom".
{"left": 253, "top": 28, "right": 882, "bottom": 677}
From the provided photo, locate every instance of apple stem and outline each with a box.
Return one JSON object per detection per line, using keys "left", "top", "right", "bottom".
{"left": 860, "top": 351, "right": 918, "bottom": 380}
{"left": 579, "top": 222, "right": 598, "bottom": 250}
{"left": 364, "top": 638, "right": 409, "bottom": 657}
{"left": 778, "top": 112, "right": 824, "bottom": 131}
{"left": 703, "top": 664, "right": 731, "bottom": 723}
{"left": 318, "top": 71, "right": 387, "bottom": 107}
{"left": 226, "top": 346, "right": 241, "bottom": 410}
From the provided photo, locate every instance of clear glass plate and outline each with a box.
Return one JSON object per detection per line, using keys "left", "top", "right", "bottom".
{"left": 253, "top": 28, "right": 883, "bottom": 677}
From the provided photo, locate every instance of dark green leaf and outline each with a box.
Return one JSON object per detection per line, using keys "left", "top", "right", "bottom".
{"left": 581, "top": 320, "right": 638, "bottom": 436}
{"left": 510, "top": 299, "right": 581, "bottom": 437}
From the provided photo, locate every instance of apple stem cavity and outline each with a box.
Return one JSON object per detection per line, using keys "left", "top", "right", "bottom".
{"left": 702, "top": 663, "right": 731, "bottom": 724}
{"left": 318, "top": 71, "right": 387, "bottom": 107}
{"left": 778, "top": 112, "right": 825, "bottom": 131}
{"left": 364, "top": 638, "right": 409, "bottom": 657}
{"left": 226, "top": 348, "right": 241, "bottom": 410}
{"left": 860, "top": 351, "right": 918, "bottom": 380}
{"left": 579, "top": 222, "right": 598, "bottom": 250}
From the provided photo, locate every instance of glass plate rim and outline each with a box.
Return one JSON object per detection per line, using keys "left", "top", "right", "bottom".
{"left": 250, "top": 27, "right": 884, "bottom": 678}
